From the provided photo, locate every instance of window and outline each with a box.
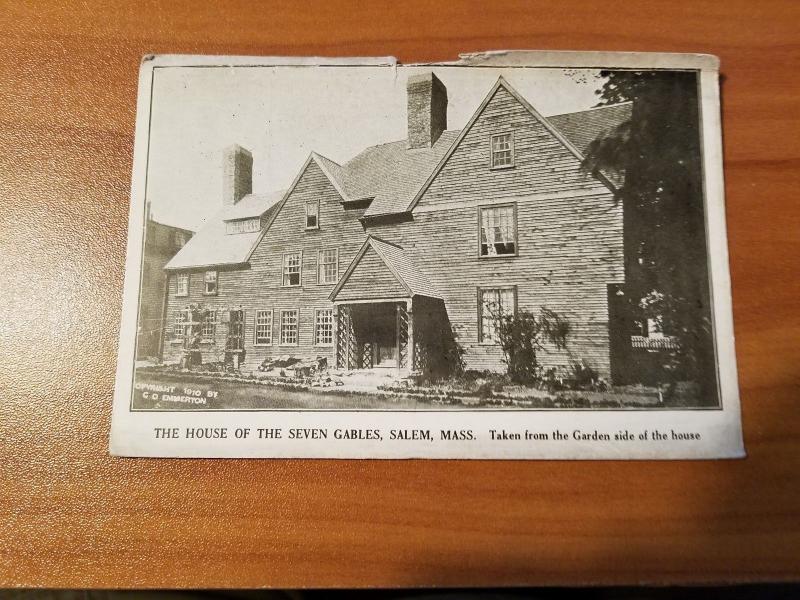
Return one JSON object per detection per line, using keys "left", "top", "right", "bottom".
{"left": 490, "top": 132, "right": 514, "bottom": 168}
{"left": 479, "top": 204, "right": 517, "bottom": 256}
{"left": 255, "top": 310, "right": 273, "bottom": 345}
{"left": 203, "top": 270, "right": 218, "bottom": 295}
{"left": 201, "top": 310, "right": 217, "bottom": 340}
{"left": 317, "top": 248, "right": 339, "bottom": 284}
{"left": 479, "top": 287, "right": 516, "bottom": 343}
{"left": 225, "top": 218, "right": 261, "bottom": 234}
{"left": 314, "top": 308, "right": 334, "bottom": 346}
{"left": 280, "top": 309, "right": 299, "bottom": 345}
{"left": 173, "top": 310, "right": 188, "bottom": 338}
{"left": 282, "top": 252, "right": 302, "bottom": 287}
{"left": 174, "top": 231, "right": 187, "bottom": 248}
{"left": 176, "top": 273, "right": 189, "bottom": 297}
{"left": 305, "top": 200, "right": 319, "bottom": 229}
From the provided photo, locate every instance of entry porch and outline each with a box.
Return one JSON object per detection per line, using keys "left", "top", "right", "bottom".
{"left": 329, "top": 235, "right": 454, "bottom": 376}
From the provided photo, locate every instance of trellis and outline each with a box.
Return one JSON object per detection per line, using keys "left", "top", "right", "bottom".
{"left": 397, "top": 303, "right": 409, "bottom": 370}
{"left": 336, "top": 305, "right": 358, "bottom": 370}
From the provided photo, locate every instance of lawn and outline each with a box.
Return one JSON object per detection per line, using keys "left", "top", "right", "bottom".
{"left": 131, "top": 366, "right": 679, "bottom": 410}
{"left": 131, "top": 369, "right": 463, "bottom": 410}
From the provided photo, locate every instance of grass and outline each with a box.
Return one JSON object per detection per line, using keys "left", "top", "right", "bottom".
{"left": 132, "top": 366, "right": 702, "bottom": 410}
{"left": 132, "top": 369, "right": 460, "bottom": 411}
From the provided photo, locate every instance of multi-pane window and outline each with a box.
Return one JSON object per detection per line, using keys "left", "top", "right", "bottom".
{"left": 282, "top": 252, "right": 302, "bottom": 287}
{"left": 225, "top": 218, "right": 261, "bottom": 234}
{"left": 317, "top": 248, "right": 338, "bottom": 284}
{"left": 173, "top": 310, "right": 188, "bottom": 338}
{"left": 480, "top": 205, "right": 517, "bottom": 256}
{"left": 490, "top": 132, "right": 514, "bottom": 168}
{"left": 479, "top": 287, "right": 516, "bottom": 343}
{"left": 203, "top": 270, "right": 218, "bottom": 295}
{"left": 255, "top": 310, "right": 273, "bottom": 345}
{"left": 305, "top": 200, "right": 319, "bottom": 229}
{"left": 314, "top": 308, "right": 334, "bottom": 346}
{"left": 201, "top": 310, "right": 217, "bottom": 340}
{"left": 176, "top": 273, "right": 189, "bottom": 297}
{"left": 280, "top": 309, "right": 299, "bottom": 345}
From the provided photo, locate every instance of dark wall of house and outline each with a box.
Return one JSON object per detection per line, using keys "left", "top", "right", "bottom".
{"left": 137, "top": 221, "right": 191, "bottom": 359}
{"left": 163, "top": 160, "right": 367, "bottom": 370}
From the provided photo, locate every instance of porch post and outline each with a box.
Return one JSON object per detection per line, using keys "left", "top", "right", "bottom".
{"left": 407, "top": 297, "right": 415, "bottom": 373}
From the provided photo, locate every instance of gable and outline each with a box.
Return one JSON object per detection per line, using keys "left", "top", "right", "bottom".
{"left": 333, "top": 245, "right": 408, "bottom": 302}
{"left": 246, "top": 157, "right": 349, "bottom": 263}
{"left": 412, "top": 81, "right": 610, "bottom": 211}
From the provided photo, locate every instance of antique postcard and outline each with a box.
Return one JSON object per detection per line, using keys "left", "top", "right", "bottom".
{"left": 110, "top": 51, "right": 744, "bottom": 458}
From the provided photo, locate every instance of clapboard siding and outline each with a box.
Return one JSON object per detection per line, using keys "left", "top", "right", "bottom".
{"left": 416, "top": 86, "right": 600, "bottom": 210}
{"left": 163, "top": 160, "right": 367, "bottom": 369}
{"left": 335, "top": 246, "right": 407, "bottom": 301}
{"left": 367, "top": 85, "right": 624, "bottom": 377}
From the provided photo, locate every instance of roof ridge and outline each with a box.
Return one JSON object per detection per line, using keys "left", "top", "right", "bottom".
{"left": 547, "top": 100, "right": 633, "bottom": 118}
{"left": 311, "top": 151, "right": 342, "bottom": 167}
{"left": 344, "top": 130, "right": 462, "bottom": 164}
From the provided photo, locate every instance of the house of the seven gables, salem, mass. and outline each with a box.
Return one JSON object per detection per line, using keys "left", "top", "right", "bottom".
{"left": 156, "top": 72, "right": 634, "bottom": 381}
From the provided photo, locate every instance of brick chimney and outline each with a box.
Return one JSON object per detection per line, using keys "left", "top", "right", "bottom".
{"left": 407, "top": 72, "right": 448, "bottom": 149}
{"left": 222, "top": 144, "right": 253, "bottom": 207}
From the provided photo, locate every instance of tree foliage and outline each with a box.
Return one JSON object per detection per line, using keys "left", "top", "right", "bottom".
{"left": 583, "top": 71, "right": 715, "bottom": 396}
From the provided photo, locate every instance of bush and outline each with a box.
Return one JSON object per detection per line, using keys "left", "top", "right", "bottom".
{"left": 492, "top": 307, "right": 571, "bottom": 383}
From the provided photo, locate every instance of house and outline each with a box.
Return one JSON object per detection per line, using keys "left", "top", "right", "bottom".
{"left": 161, "top": 72, "right": 632, "bottom": 380}
{"left": 136, "top": 208, "right": 193, "bottom": 359}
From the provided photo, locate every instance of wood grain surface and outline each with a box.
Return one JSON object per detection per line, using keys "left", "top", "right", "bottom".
{"left": 1, "top": 0, "right": 799, "bottom": 588}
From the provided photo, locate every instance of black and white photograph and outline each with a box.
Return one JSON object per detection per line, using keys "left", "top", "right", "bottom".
{"left": 111, "top": 52, "right": 743, "bottom": 459}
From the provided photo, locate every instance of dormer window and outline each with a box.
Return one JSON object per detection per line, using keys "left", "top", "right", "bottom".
{"left": 490, "top": 132, "right": 514, "bottom": 168}
{"left": 225, "top": 218, "right": 260, "bottom": 234}
{"left": 305, "top": 200, "right": 319, "bottom": 229}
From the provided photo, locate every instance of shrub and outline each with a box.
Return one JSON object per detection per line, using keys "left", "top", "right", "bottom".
{"left": 491, "top": 307, "right": 571, "bottom": 383}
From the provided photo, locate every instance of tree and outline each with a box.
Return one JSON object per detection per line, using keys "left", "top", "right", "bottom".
{"left": 582, "top": 71, "right": 716, "bottom": 400}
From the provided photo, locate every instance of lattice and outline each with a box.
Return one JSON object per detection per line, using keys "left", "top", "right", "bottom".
{"left": 397, "top": 304, "right": 409, "bottom": 369}
{"left": 361, "top": 342, "right": 373, "bottom": 369}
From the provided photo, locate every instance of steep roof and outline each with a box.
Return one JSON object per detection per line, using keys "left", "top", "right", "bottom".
{"left": 165, "top": 80, "right": 632, "bottom": 270}
{"left": 337, "top": 86, "right": 629, "bottom": 218}
{"left": 346, "top": 131, "right": 461, "bottom": 217}
{"left": 164, "top": 190, "right": 284, "bottom": 270}
{"left": 329, "top": 236, "right": 442, "bottom": 301}
{"left": 548, "top": 102, "right": 632, "bottom": 156}
{"left": 221, "top": 191, "right": 285, "bottom": 221}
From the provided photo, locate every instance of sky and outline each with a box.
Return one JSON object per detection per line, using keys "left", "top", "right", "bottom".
{"left": 145, "top": 65, "right": 605, "bottom": 231}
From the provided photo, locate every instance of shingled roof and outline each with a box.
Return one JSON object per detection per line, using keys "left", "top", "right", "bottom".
{"left": 164, "top": 190, "right": 284, "bottom": 270}
{"left": 548, "top": 101, "right": 632, "bottom": 156}
{"left": 329, "top": 236, "right": 442, "bottom": 301}
{"left": 165, "top": 80, "right": 632, "bottom": 272}
{"left": 344, "top": 131, "right": 461, "bottom": 216}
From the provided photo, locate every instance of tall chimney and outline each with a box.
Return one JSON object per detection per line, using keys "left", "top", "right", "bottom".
{"left": 407, "top": 72, "right": 448, "bottom": 149}
{"left": 222, "top": 144, "right": 253, "bottom": 207}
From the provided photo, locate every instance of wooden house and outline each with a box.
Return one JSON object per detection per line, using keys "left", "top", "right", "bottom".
{"left": 161, "top": 73, "right": 631, "bottom": 380}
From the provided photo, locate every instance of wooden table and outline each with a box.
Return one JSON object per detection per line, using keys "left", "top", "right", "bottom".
{"left": 1, "top": 0, "right": 798, "bottom": 588}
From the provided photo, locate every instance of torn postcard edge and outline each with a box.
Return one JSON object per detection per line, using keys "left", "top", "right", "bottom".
{"left": 111, "top": 50, "right": 743, "bottom": 459}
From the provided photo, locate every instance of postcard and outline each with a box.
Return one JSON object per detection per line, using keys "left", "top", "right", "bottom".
{"left": 110, "top": 51, "right": 744, "bottom": 458}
